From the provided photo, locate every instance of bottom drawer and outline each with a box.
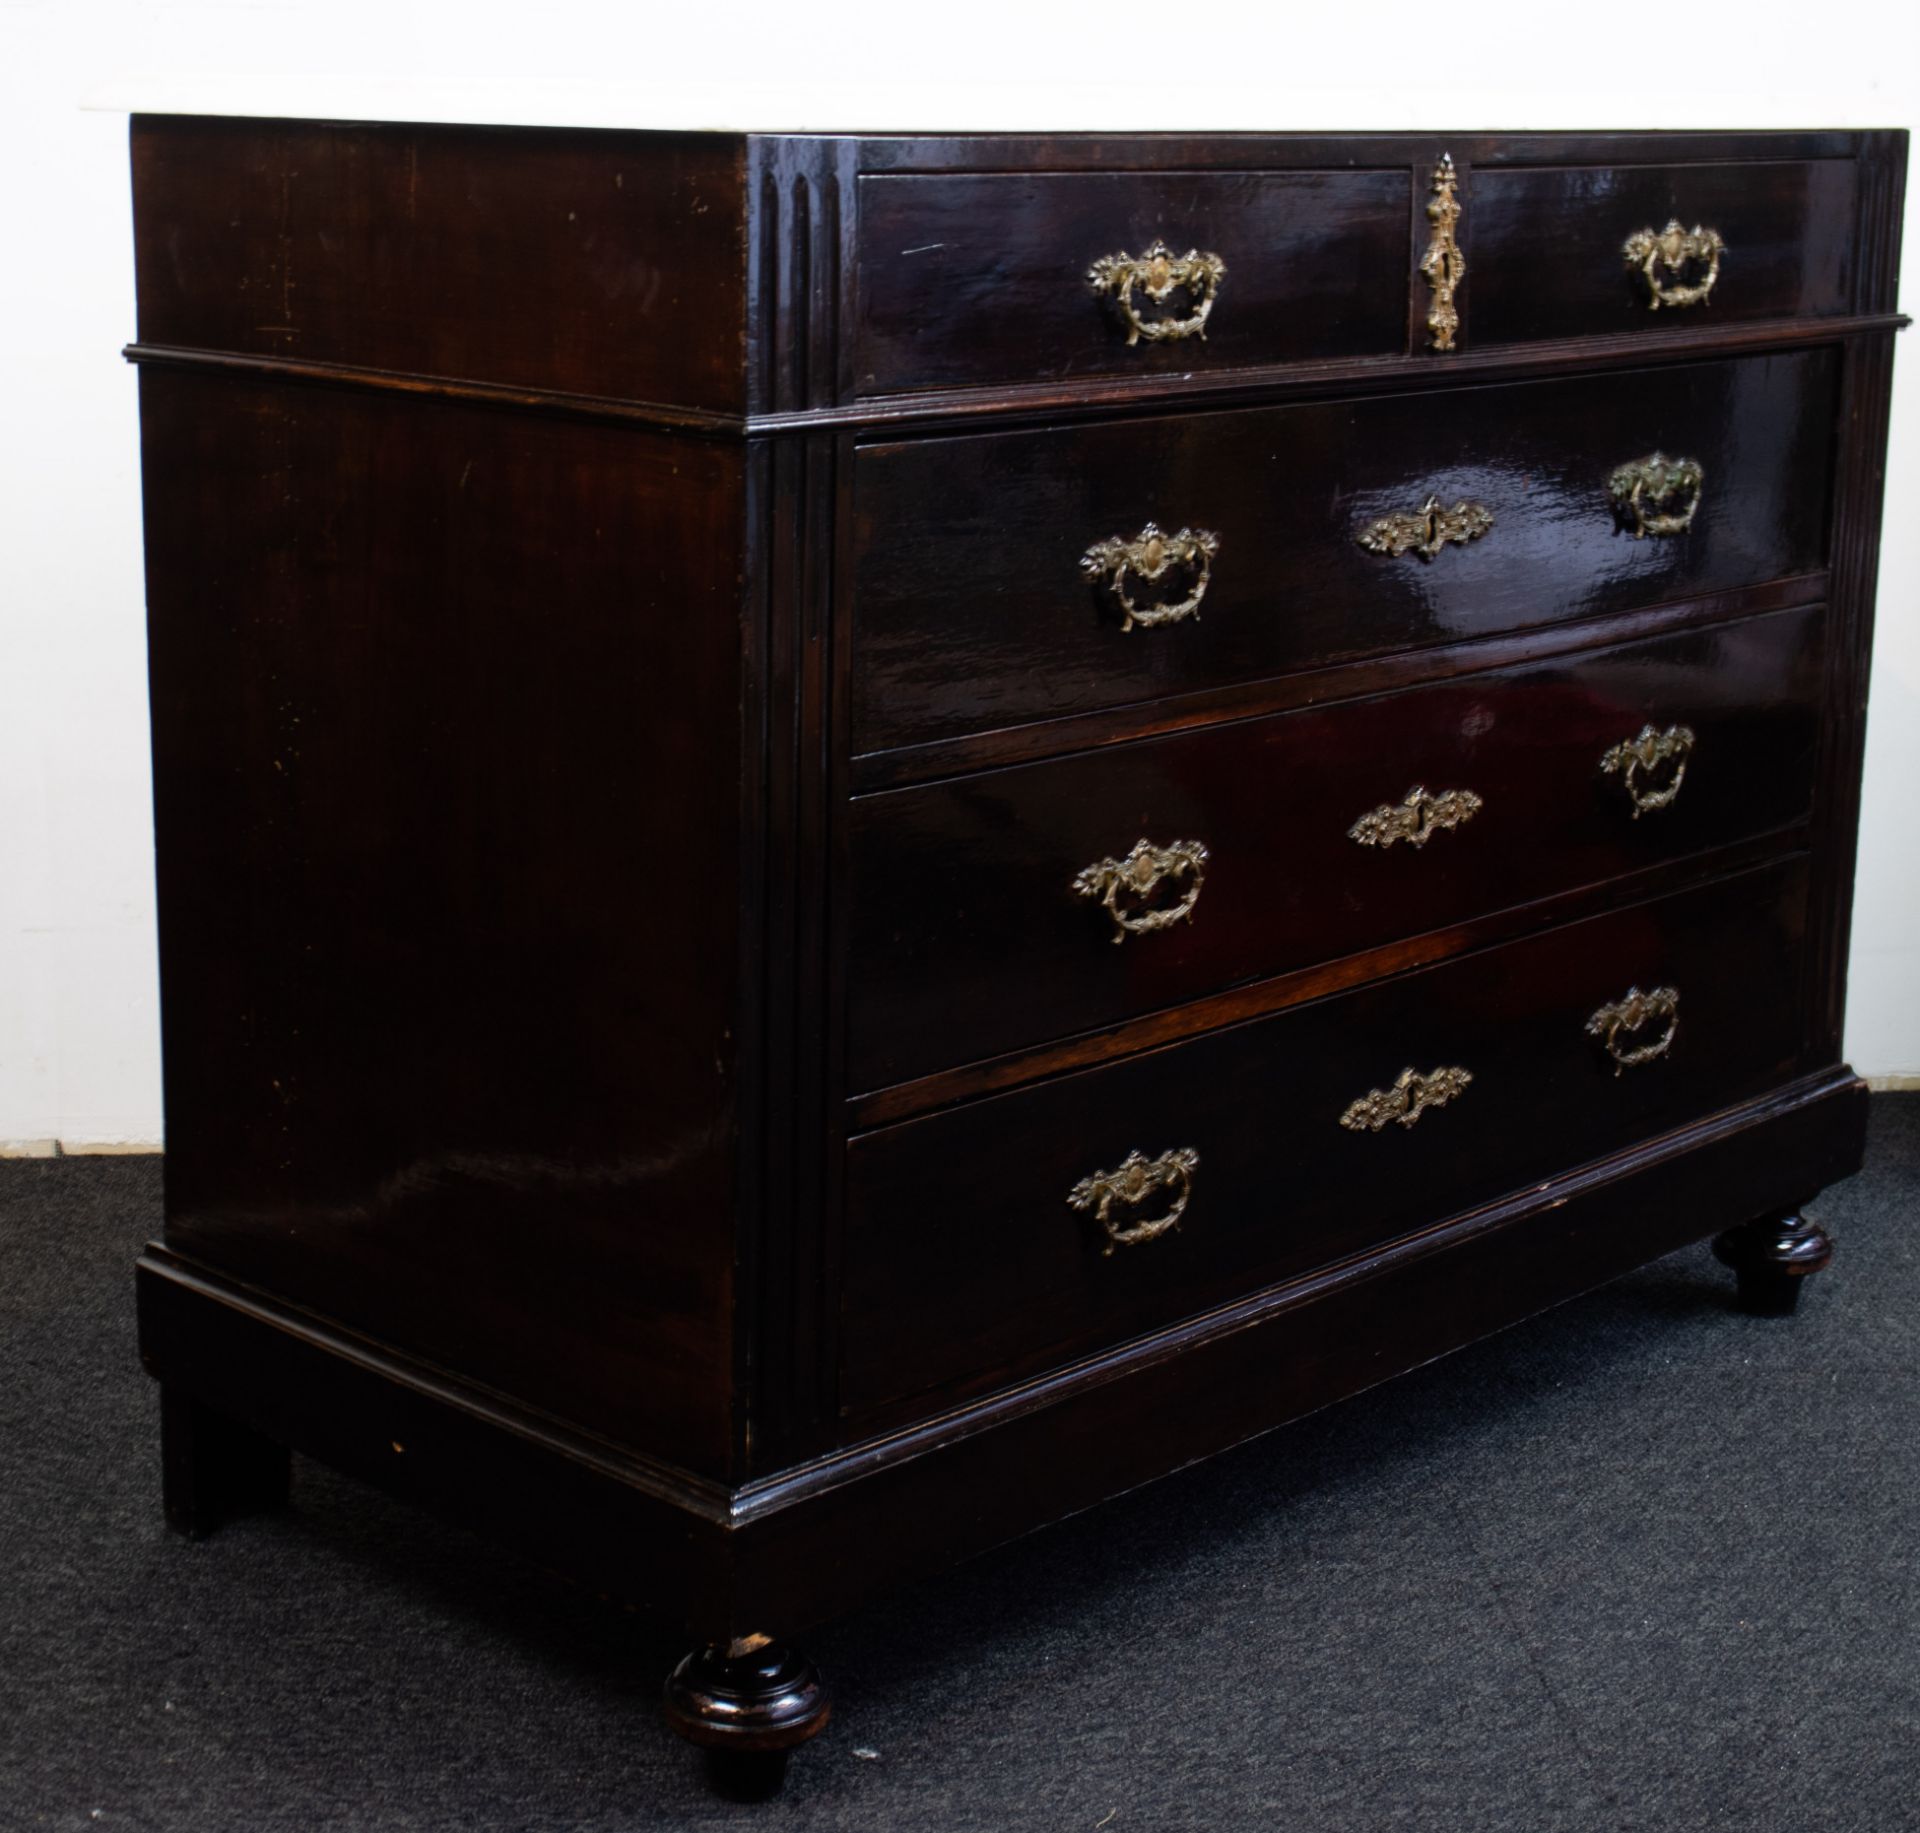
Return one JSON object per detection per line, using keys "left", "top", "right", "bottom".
{"left": 841, "top": 858, "right": 1811, "bottom": 1419}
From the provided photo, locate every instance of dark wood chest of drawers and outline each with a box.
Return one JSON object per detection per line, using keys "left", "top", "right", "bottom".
{"left": 127, "top": 119, "right": 1907, "bottom": 1795}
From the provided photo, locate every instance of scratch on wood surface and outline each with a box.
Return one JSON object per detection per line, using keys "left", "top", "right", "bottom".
{"left": 900, "top": 243, "right": 945, "bottom": 255}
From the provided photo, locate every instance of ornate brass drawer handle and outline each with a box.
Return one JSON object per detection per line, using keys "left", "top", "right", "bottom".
{"left": 1072, "top": 838, "right": 1208, "bottom": 943}
{"left": 1087, "top": 240, "right": 1226, "bottom": 346}
{"left": 1348, "top": 785, "right": 1484, "bottom": 850}
{"left": 1068, "top": 1146, "right": 1201, "bottom": 1254}
{"left": 1609, "top": 453, "right": 1704, "bottom": 539}
{"left": 1359, "top": 496, "right": 1493, "bottom": 562}
{"left": 1080, "top": 523, "right": 1220, "bottom": 632}
{"left": 1600, "top": 723, "right": 1696, "bottom": 817}
{"left": 1623, "top": 220, "right": 1726, "bottom": 310}
{"left": 1340, "top": 1065, "right": 1473, "bottom": 1134}
{"left": 1587, "top": 985, "right": 1680, "bottom": 1074}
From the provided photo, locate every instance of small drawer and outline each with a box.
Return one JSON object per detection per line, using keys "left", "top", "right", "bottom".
{"left": 848, "top": 606, "right": 1823, "bottom": 1092}
{"left": 1468, "top": 159, "right": 1857, "bottom": 346}
{"left": 841, "top": 857, "right": 1811, "bottom": 1418}
{"left": 851, "top": 349, "right": 1837, "bottom": 759}
{"left": 853, "top": 168, "right": 1412, "bottom": 398}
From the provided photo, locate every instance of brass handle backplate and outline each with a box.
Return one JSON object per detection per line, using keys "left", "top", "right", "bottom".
{"left": 1348, "top": 785, "right": 1484, "bottom": 850}
{"left": 1087, "top": 240, "right": 1226, "bottom": 346}
{"left": 1072, "top": 838, "right": 1208, "bottom": 943}
{"left": 1600, "top": 723, "right": 1696, "bottom": 816}
{"left": 1068, "top": 1146, "right": 1201, "bottom": 1254}
{"left": 1609, "top": 453, "right": 1704, "bottom": 538}
{"left": 1587, "top": 985, "right": 1680, "bottom": 1073}
{"left": 1359, "top": 495, "right": 1494, "bottom": 562}
{"left": 1340, "top": 1065, "right": 1474, "bottom": 1133}
{"left": 1080, "top": 523, "right": 1220, "bottom": 631}
{"left": 1623, "top": 220, "right": 1726, "bottom": 310}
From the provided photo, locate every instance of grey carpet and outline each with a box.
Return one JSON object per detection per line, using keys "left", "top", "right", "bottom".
{"left": 3, "top": 1099, "right": 1916, "bottom": 1832}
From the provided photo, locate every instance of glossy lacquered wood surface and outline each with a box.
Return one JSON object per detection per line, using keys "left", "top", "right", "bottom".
{"left": 850, "top": 348, "right": 1838, "bottom": 758}
{"left": 853, "top": 168, "right": 1412, "bottom": 396}
{"left": 847, "top": 607, "right": 1824, "bottom": 1090}
{"left": 122, "top": 123, "right": 1904, "bottom": 1727}
{"left": 841, "top": 858, "right": 1813, "bottom": 1418}
{"left": 138, "top": 372, "right": 748, "bottom": 1476}
{"left": 131, "top": 117, "right": 750, "bottom": 412}
{"left": 1469, "top": 159, "right": 1858, "bottom": 347}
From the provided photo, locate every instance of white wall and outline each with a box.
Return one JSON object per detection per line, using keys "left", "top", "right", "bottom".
{"left": 2, "top": 0, "right": 1916, "bottom": 1147}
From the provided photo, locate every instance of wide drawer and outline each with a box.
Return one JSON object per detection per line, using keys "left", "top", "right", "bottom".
{"left": 848, "top": 607, "right": 1823, "bottom": 1092}
{"left": 1469, "top": 159, "right": 1858, "bottom": 347}
{"left": 851, "top": 349, "right": 1838, "bottom": 758}
{"left": 841, "top": 857, "right": 1812, "bottom": 1418}
{"left": 853, "top": 169, "right": 1412, "bottom": 398}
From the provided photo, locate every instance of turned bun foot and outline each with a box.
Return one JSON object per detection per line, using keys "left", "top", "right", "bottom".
{"left": 664, "top": 1636, "right": 829, "bottom": 1799}
{"left": 1713, "top": 1211, "right": 1834, "bottom": 1316}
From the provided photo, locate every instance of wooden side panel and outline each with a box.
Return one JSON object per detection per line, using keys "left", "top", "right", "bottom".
{"left": 138, "top": 372, "right": 747, "bottom": 1476}
{"left": 131, "top": 117, "right": 748, "bottom": 411}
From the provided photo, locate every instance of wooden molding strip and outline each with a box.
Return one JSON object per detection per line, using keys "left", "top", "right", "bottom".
{"left": 852, "top": 129, "right": 1884, "bottom": 174}
{"left": 787, "top": 312, "right": 1910, "bottom": 434}
{"left": 121, "top": 344, "right": 750, "bottom": 436}
{"left": 124, "top": 311, "right": 1907, "bottom": 438}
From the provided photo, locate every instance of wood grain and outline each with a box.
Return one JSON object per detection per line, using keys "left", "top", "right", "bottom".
{"left": 138, "top": 370, "right": 748, "bottom": 1476}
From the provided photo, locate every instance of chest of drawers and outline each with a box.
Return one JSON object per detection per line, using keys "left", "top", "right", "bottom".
{"left": 127, "top": 119, "right": 1907, "bottom": 1798}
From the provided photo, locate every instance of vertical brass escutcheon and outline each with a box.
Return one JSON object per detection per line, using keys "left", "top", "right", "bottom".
{"left": 1421, "top": 154, "right": 1466, "bottom": 352}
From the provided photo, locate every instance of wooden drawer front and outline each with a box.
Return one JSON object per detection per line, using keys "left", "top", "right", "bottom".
{"left": 842, "top": 858, "right": 1810, "bottom": 1417}
{"left": 851, "top": 350, "right": 1837, "bottom": 759}
{"left": 853, "top": 170, "right": 1411, "bottom": 398}
{"left": 848, "top": 608, "right": 1822, "bottom": 1092}
{"left": 1469, "top": 160, "right": 1857, "bottom": 347}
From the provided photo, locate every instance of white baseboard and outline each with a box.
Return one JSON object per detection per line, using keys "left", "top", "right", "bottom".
{"left": 1866, "top": 1075, "right": 1920, "bottom": 1092}
{"left": 0, "top": 1138, "right": 163, "bottom": 1158}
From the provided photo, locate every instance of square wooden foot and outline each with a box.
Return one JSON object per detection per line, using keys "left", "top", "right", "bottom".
{"left": 160, "top": 1385, "right": 291, "bottom": 1539}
